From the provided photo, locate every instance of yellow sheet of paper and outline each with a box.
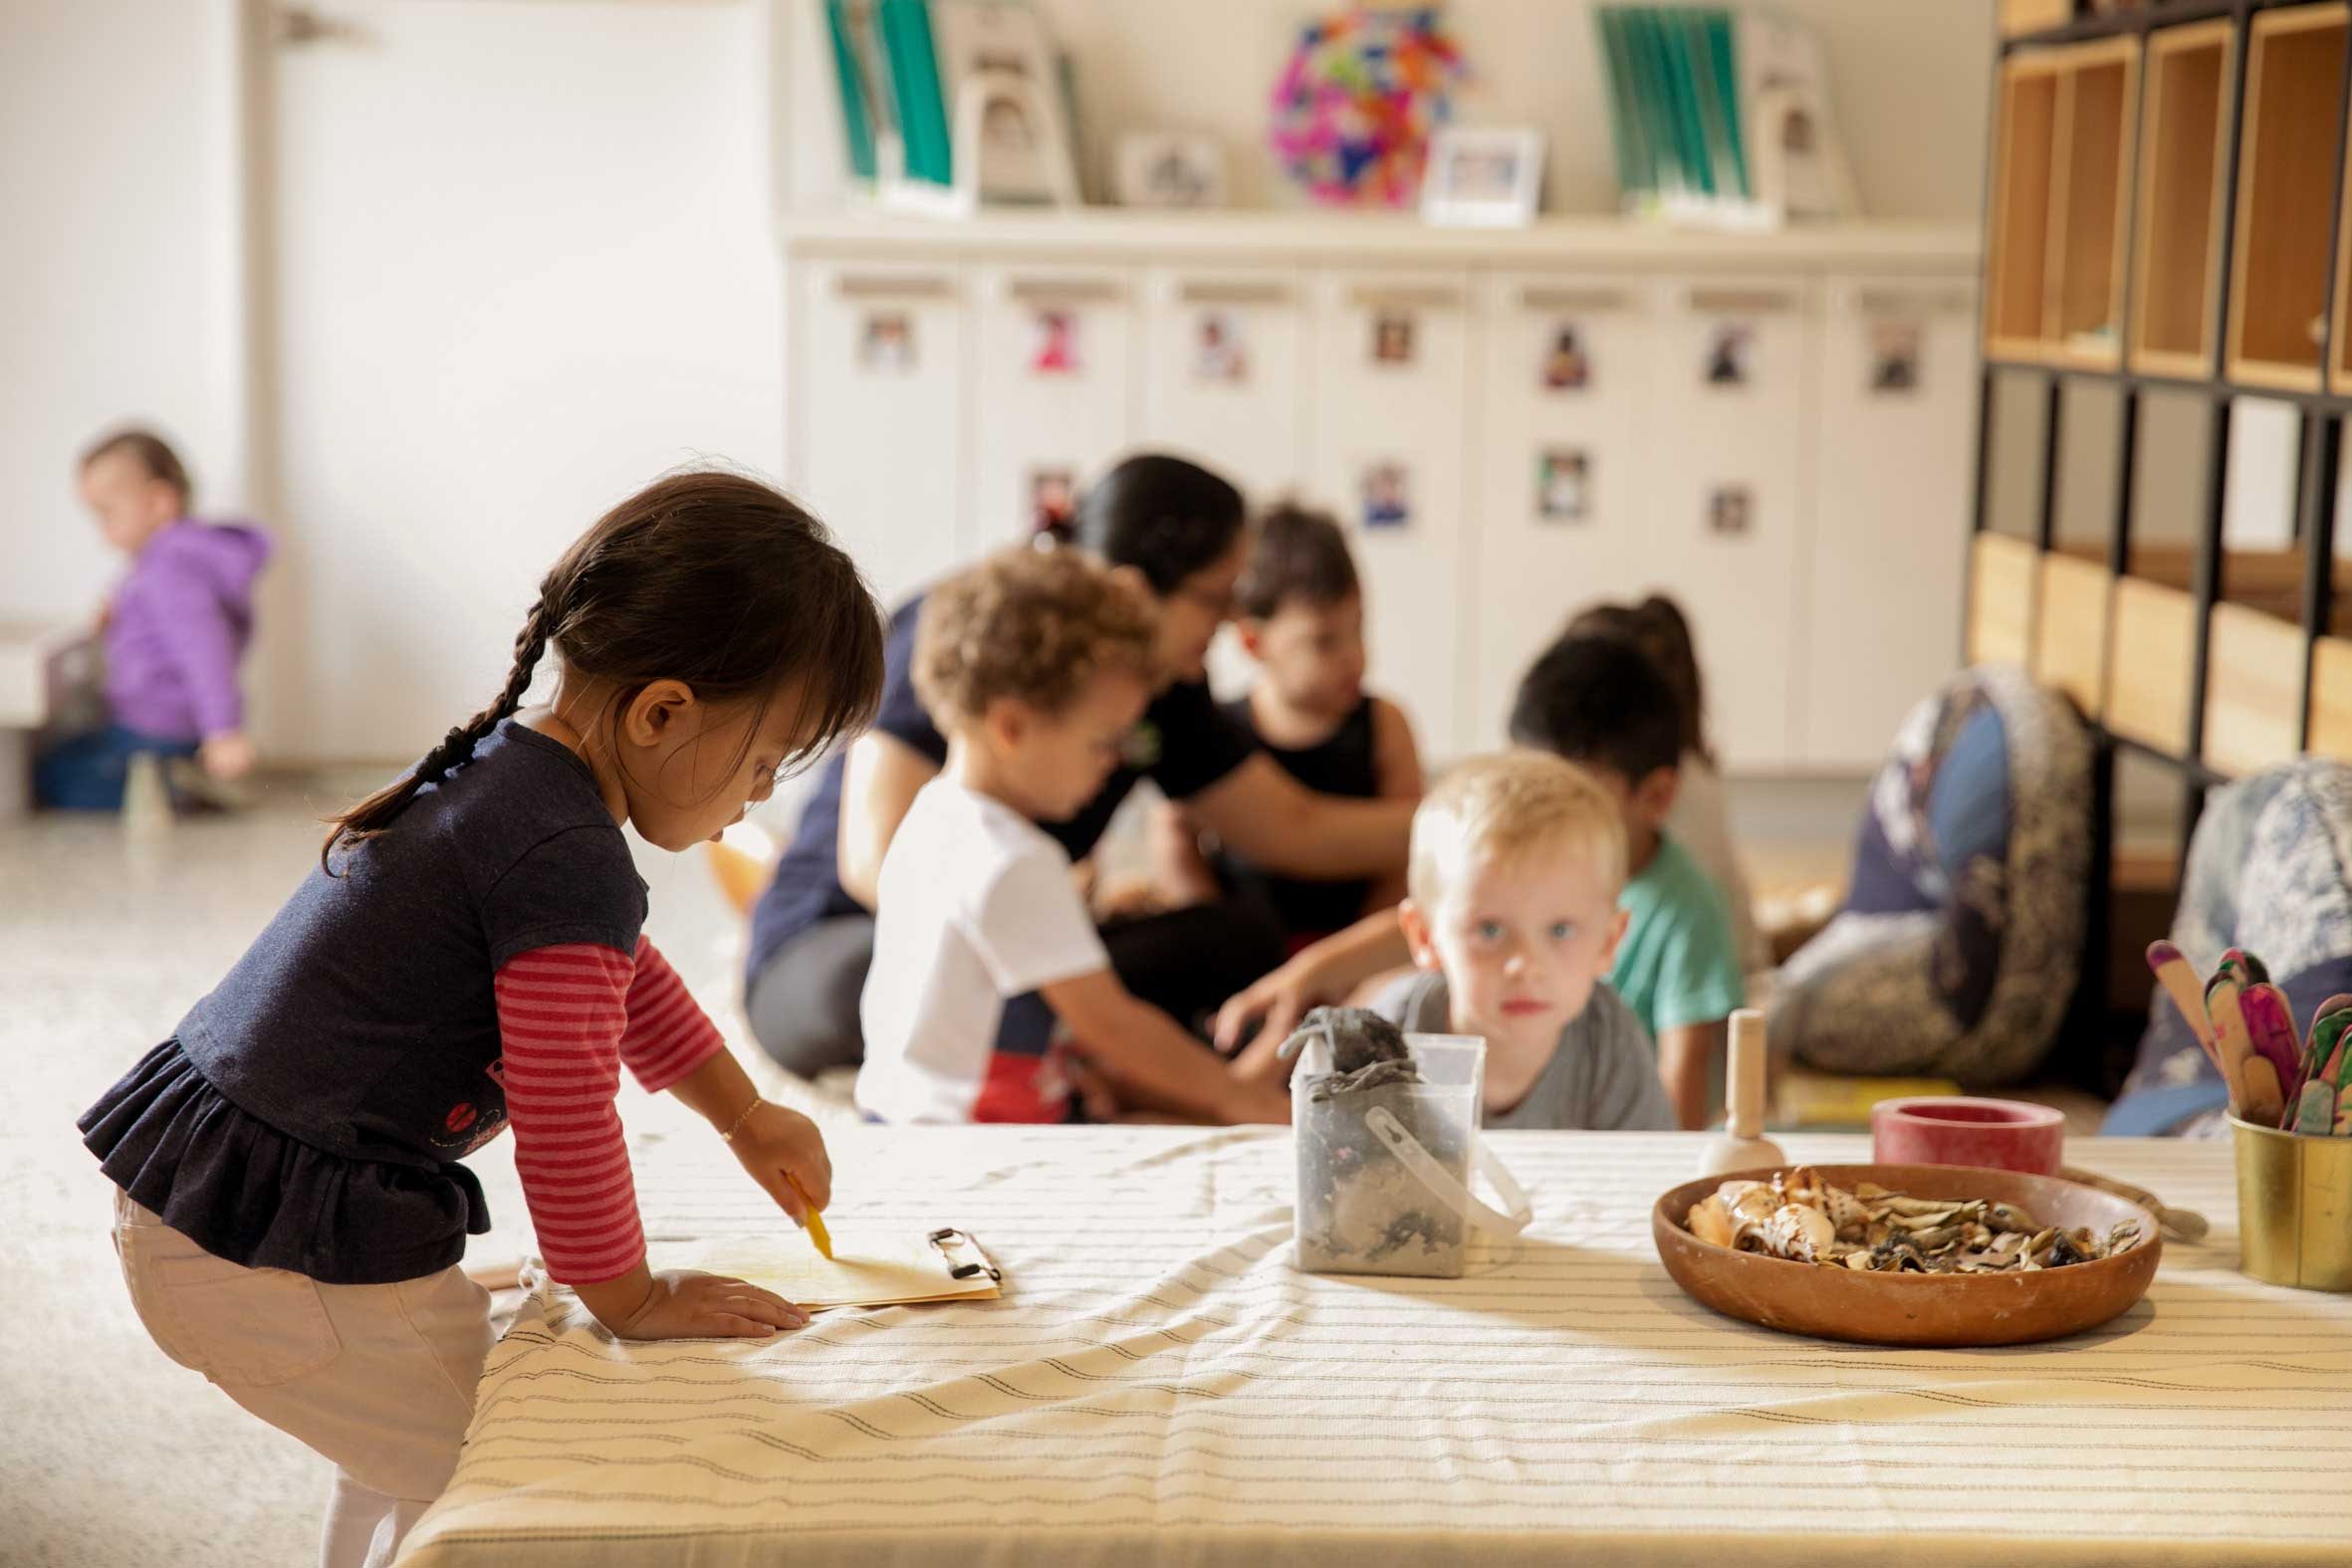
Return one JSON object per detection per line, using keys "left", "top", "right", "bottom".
{"left": 689, "top": 1231, "right": 998, "bottom": 1310}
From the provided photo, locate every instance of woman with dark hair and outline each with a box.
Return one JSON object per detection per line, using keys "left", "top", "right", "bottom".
{"left": 745, "top": 453, "right": 1415, "bottom": 1079}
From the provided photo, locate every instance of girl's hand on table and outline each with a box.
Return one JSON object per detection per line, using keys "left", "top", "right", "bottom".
{"left": 727, "top": 1099, "right": 833, "bottom": 1224}
{"left": 595, "top": 1267, "right": 810, "bottom": 1340}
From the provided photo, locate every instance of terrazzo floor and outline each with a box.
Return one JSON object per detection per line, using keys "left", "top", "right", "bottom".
{"left": 3, "top": 775, "right": 832, "bottom": 1566}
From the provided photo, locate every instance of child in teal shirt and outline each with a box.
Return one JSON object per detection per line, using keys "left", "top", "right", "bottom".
{"left": 1509, "top": 634, "right": 1744, "bottom": 1129}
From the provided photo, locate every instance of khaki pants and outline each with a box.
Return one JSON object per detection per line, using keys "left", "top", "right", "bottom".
{"left": 110, "top": 1189, "right": 493, "bottom": 1568}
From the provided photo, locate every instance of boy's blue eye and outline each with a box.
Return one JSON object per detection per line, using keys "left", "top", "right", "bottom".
{"left": 1549, "top": 922, "right": 1576, "bottom": 941}
{"left": 1475, "top": 921, "right": 1505, "bottom": 942}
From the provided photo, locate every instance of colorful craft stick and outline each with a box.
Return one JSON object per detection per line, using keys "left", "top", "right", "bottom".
{"left": 2240, "top": 1055, "right": 2286, "bottom": 1129}
{"left": 2302, "top": 997, "right": 2352, "bottom": 1088}
{"left": 2206, "top": 977, "right": 2258, "bottom": 1117}
{"left": 2296, "top": 1079, "right": 2337, "bottom": 1136}
{"left": 2221, "top": 948, "right": 2270, "bottom": 987}
{"left": 2147, "top": 942, "right": 2223, "bottom": 1072}
{"left": 2240, "top": 984, "right": 2302, "bottom": 1096}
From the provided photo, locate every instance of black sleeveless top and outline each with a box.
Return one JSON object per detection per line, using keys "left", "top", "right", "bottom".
{"left": 1219, "top": 694, "right": 1380, "bottom": 940}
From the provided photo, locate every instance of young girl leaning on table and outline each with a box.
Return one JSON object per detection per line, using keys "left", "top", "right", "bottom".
{"left": 77, "top": 472, "right": 886, "bottom": 1568}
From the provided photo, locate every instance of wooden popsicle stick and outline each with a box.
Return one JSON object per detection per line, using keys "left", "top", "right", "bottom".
{"left": 2240, "top": 1055, "right": 2285, "bottom": 1128}
{"left": 2147, "top": 943, "right": 2224, "bottom": 1072}
{"left": 2297, "top": 1080, "right": 2337, "bottom": 1137}
{"left": 2205, "top": 976, "right": 2256, "bottom": 1116}
{"left": 2241, "top": 983, "right": 2303, "bottom": 1094}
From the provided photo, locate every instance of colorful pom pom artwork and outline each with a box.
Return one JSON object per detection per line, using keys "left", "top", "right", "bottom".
{"left": 1269, "top": 6, "right": 1467, "bottom": 207}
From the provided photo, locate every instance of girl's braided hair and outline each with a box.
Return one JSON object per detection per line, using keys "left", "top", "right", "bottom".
{"left": 322, "top": 470, "right": 884, "bottom": 872}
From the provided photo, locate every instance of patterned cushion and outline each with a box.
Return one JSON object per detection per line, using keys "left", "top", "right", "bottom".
{"left": 1768, "top": 665, "right": 2093, "bottom": 1083}
{"left": 2105, "top": 759, "right": 2352, "bottom": 1137}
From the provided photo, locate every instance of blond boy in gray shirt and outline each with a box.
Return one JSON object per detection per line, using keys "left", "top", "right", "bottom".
{"left": 1375, "top": 752, "right": 1676, "bottom": 1132}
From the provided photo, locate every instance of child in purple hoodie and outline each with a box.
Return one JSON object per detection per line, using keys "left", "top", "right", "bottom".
{"left": 35, "top": 430, "right": 271, "bottom": 809}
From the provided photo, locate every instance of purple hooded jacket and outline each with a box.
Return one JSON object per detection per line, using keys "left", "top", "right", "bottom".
{"left": 105, "top": 518, "right": 272, "bottom": 743}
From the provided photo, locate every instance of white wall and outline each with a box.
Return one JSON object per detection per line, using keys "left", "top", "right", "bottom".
{"left": 7, "top": 0, "right": 1993, "bottom": 764}
{"left": 254, "top": 0, "right": 786, "bottom": 763}
{"left": 788, "top": 0, "right": 1996, "bottom": 222}
{"left": 1, "top": 0, "right": 787, "bottom": 764}
{"left": 0, "top": 0, "right": 248, "bottom": 624}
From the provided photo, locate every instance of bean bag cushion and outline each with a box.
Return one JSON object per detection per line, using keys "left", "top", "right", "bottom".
{"left": 2104, "top": 758, "right": 2352, "bottom": 1137}
{"left": 1768, "top": 665, "right": 2092, "bottom": 1083}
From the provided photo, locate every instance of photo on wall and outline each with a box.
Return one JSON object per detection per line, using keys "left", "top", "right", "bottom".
{"left": 1361, "top": 462, "right": 1411, "bottom": 530}
{"left": 859, "top": 311, "right": 916, "bottom": 372}
{"left": 1703, "top": 322, "right": 1754, "bottom": 387}
{"left": 1535, "top": 448, "right": 1589, "bottom": 522}
{"left": 1371, "top": 311, "right": 1417, "bottom": 365}
{"left": 1194, "top": 310, "right": 1249, "bottom": 383}
{"left": 1542, "top": 324, "right": 1591, "bottom": 390}
{"left": 1707, "top": 484, "right": 1753, "bottom": 537}
{"left": 1030, "top": 309, "right": 1079, "bottom": 374}
{"left": 1869, "top": 320, "right": 1923, "bottom": 393}
{"left": 1029, "top": 467, "right": 1076, "bottom": 536}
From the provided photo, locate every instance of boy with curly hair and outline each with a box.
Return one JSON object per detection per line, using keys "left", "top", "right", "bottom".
{"left": 856, "top": 547, "right": 1292, "bottom": 1126}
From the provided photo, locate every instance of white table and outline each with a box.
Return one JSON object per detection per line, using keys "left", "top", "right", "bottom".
{"left": 400, "top": 1128, "right": 2349, "bottom": 1566}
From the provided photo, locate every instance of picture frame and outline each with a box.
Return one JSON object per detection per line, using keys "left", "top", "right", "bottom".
{"left": 1113, "top": 132, "right": 1228, "bottom": 209}
{"left": 1419, "top": 127, "right": 1544, "bottom": 229}
{"left": 1361, "top": 462, "right": 1411, "bottom": 531}
{"left": 928, "top": 0, "right": 1080, "bottom": 209}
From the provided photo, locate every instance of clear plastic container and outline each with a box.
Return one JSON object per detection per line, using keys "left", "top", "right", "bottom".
{"left": 1292, "top": 1032, "right": 1517, "bottom": 1279}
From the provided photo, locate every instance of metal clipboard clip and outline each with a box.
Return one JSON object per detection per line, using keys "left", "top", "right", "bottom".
{"left": 928, "top": 1228, "right": 1001, "bottom": 1283}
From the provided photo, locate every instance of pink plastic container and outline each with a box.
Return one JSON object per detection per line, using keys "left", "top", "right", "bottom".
{"left": 1870, "top": 1097, "right": 2066, "bottom": 1176}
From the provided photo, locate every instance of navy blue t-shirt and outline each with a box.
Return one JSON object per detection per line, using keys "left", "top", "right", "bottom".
{"left": 79, "top": 721, "right": 647, "bottom": 1282}
{"left": 747, "top": 590, "right": 1259, "bottom": 982}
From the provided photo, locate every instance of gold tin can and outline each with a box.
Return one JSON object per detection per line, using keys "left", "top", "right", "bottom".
{"left": 2230, "top": 1115, "right": 2352, "bottom": 1291}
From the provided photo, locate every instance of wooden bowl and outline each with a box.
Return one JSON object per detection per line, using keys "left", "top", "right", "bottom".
{"left": 1652, "top": 1164, "right": 2162, "bottom": 1347}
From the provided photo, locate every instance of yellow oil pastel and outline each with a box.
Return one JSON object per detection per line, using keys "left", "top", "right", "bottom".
{"left": 786, "top": 1174, "right": 833, "bottom": 1259}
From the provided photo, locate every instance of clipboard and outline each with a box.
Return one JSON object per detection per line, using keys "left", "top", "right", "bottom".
{"left": 686, "top": 1227, "right": 1001, "bottom": 1310}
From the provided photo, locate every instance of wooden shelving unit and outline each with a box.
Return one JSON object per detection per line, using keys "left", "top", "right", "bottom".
{"left": 2004, "top": 0, "right": 2077, "bottom": 39}
{"left": 2034, "top": 551, "right": 2116, "bottom": 712}
{"left": 2131, "top": 21, "right": 2234, "bottom": 374}
{"left": 1971, "top": 0, "right": 2352, "bottom": 1094}
{"left": 1988, "top": 56, "right": 2065, "bottom": 359}
{"left": 1986, "top": 40, "right": 2142, "bottom": 365}
{"left": 1970, "top": 532, "right": 2042, "bottom": 663}
{"left": 2054, "top": 40, "right": 2143, "bottom": 367}
{"left": 2226, "top": 4, "right": 2349, "bottom": 390}
{"left": 2309, "top": 632, "right": 2352, "bottom": 751}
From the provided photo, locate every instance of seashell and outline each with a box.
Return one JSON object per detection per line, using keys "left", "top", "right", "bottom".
{"left": 1686, "top": 1196, "right": 1735, "bottom": 1249}
{"left": 1759, "top": 1203, "right": 1834, "bottom": 1261}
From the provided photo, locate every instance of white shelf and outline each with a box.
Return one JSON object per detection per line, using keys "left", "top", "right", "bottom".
{"left": 777, "top": 208, "right": 1982, "bottom": 272}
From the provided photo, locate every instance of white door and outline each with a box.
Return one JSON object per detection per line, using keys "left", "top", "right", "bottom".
{"left": 789, "top": 258, "right": 966, "bottom": 611}
{"left": 1801, "top": 276, "right": 1978, "bottom": 770}
{"left": 1306, "top": 269, "right": 1475, "bottom": 757}
{"left": 1471, "top": 271, "right": 1656, "bottom": 751}
{"left": 1138, "top": 265, "right": 1308, "bottom": 505}
{"left": 1637, "top": 277, "right": 1816, "bottom": 772}
{"left": 262, "top": 2, "right": 781, "bottom": 764}
{"left": 969, "top": 263, "right": 1135, "bottom": 555}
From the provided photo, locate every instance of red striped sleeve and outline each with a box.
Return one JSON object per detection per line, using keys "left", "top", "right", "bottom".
{"left": 496, "top": 944, "right": 645, "bottom": 1285}
{"left": 617, "top": 937, "right": 725, "bottom": 1093}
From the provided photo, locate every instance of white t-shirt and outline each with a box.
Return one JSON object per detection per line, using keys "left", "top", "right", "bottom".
{"left": 855, "top": 778, "right": 1110, "bottom": 1123}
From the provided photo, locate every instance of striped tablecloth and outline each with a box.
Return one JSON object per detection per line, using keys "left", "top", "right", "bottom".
{"left": 400, "top": 1128, "right": 2352, "bottom": 1566}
